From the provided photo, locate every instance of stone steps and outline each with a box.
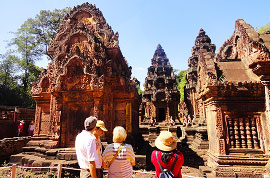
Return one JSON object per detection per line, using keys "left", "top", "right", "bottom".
{"left": 9, "top": 152, "right": 78, "bottom": 168}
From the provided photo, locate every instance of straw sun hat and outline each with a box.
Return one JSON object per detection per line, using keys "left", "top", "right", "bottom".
{"left": 155, "top": 131, "right": 177, "bottom": 151}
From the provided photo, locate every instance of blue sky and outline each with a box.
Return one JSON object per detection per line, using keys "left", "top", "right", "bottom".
{"left": 0, "top": 0, "right": 270, "bottom": 89}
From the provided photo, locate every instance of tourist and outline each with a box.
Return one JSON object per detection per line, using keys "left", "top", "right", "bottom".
{"left": 18, "top": 120, "right": 24, "bottom": 136}
{"left": 75, "top": 116, "right": 99, "bottom": 178}
{"left": 28, "top": 120, "right": 35, "bottom": 136}
{"left": 151, "top": 131, "right": 184, "bottom": 178}
{"left": 94, "top": 120, "right": 108, "bottom": 178}
{"left": 102, "top": 126, "right": 135, "bottom": 178}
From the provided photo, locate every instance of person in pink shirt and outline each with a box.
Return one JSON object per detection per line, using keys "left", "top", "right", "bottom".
{"left": 18, "top": 120, "right": 24, "bottom": 136}
{"left": 151, "top": 131, "right": 184, "bottom": 178}
{"left": 28, "top": 120, "right": 35, "bottom": 136}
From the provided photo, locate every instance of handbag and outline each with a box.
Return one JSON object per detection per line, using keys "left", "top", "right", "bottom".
{"left": 108, "top": 143, "right": 124, "bottom": 167}
{"left": 155, "top": 151, "right": 178, "bottom": 178}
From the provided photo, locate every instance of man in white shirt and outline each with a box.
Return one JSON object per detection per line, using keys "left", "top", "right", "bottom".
{"left": 75, "top": 116, "right": 99, "bottom": 178}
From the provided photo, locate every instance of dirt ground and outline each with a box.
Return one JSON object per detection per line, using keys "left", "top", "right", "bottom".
{"left": 0, "top": 166, "right": 202, "bottom": 178}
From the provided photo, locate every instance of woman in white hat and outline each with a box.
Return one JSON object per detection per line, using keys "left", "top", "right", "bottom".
{"left": 151, "top": 131, "right": 184, "bottom": 178}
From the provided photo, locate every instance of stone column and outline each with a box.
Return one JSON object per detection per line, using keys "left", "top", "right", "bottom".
{"left": 263, "top": 82, "right": 270, "bottom": 119}
{"left": 126, "top": 102, "right": 132, "bottom": 133}
{"left": 262, "top": 81, "right": 270, "bottom": 153}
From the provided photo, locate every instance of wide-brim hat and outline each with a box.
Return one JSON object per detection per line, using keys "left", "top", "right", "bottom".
{"left": 155, "top": 131, "right": 177, "bottom": 151}
{"left": 96, "top": 120, "right": 108, "bottom": 131}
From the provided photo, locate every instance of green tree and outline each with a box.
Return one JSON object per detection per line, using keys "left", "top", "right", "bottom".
{"left": 28, "top": 8, "right": 71, "bottom": 59}
{"left": 0, "top": 52, "right": 23, "bottom": 106}
{"left": 9, "top": 20, "right": 42, "bottom": 92}
{"left": 133, "top": 77, "right": 142, "bottom": 95}
{"left": 257, "top": 22, "right": 270, "bottom": 34}
{"left": 0, "top": 51, "right": 19, "bottom": 87}
{"left": 176, "top": 70, "right": 187, "bottom": 102}
{"left": 8, "top": 23, "right": 42, "bottom": 107}
{"left": 2, "top": 7, "right": 70, "bottom": 108}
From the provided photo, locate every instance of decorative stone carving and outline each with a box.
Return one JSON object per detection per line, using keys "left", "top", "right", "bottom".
{"left": 185, "top": 29, "right": 216, "bottom": 124}
{"left": 184, "top": 20, "right": 270, "bottom": 177}
{"left": 141, "top": 44, "right": 179, "bottom": 125}
{"left": 32, "top": 3, "right": 139, "bottom": 147}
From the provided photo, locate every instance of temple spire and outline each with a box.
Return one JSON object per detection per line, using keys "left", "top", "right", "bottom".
{"left": 151, "top": 44, "right": 170, "bottom": 67}
{"left": 153, "top": 44, "right": 166, "bottom": 58}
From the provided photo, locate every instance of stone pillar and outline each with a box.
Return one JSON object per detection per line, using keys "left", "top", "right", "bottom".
{"left": 264, "top": 82, "right": 270, "bottom": 119}
{"left": 192, "top": 90, "right": 196, "bottom": 119}
{"left": 216, "top": 107, "right": 226, "bottom": 154}
{"left": 261, "top": 81, "right": 270, "bottom": 153}
{"left": 126, "top": 102, "right": 132, "bottom": 133}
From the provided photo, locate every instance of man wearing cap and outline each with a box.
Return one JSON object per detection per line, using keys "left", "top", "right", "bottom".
{"left": 75, "top": 116, "right": 99, "bottom": 178}
{"left": 94, "top": 120, "right": 108, "bottom": 178}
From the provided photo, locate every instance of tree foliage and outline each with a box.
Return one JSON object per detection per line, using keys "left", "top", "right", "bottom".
{"left": 257, "top": 22, "right": 270, "bottom": 34}
{"left": 0, "top": 52, "right": 25, "bottom": 106}
{"left": 9, "top": 21, "right": 43, "bottom": 92}
{"left": 176, "top": 70, "right": 187, "bottom": 102}
{"left": 0, "top": 51, "right": 19, "bottom": 87}
{"left": 0, "top": 7, "right": 70, "bottom": 108}
{"left": 133, "top": 77, "right": 142, "bottom": 96}
{"left": 26, "top": 8, "right": 71, "bottom": 59}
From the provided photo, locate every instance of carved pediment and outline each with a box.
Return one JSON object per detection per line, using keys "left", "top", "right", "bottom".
{"left": 53, "top": 58, "right": 103, "bottom": 92}
{"left": 216, "top": 19, "right": 270, "bottom": 77}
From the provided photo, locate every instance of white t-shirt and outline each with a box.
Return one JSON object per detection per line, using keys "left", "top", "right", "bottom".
{"left": 75, "top": 130, "right": 101, "bottom": 169}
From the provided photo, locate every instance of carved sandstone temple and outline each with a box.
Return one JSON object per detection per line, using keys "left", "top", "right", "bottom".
{"left": 141, "top": 44, "right": 179, "bottom": 125}
{"left": 31, "top": 3, "right": 139, "bottom": 148}
{"left": 185, "top": 20, "right": 270, "bottom": 177}
{"left": 186, "top": 29, "right": 216, "bottom": 126}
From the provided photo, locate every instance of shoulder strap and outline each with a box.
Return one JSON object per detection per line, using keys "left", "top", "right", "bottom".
{"left": 155, "top": 151, "right": 164, "bottom": 172}
{"left": 108, "top": 143, "right": 124, "bottom": 167}
{"left": 170, "top": 153, "right": 178, "bottom": 172}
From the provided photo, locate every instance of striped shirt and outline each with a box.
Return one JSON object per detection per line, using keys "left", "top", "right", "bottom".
{"left": 103, "top": 143, "right": 135, "bottom": 178}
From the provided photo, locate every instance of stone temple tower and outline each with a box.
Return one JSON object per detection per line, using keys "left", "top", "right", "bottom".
{"left": 141, "top": 44, "right": 179, "bottom": 125}
{"left": 185, "top": 29, "right": 216, "bottom": 125}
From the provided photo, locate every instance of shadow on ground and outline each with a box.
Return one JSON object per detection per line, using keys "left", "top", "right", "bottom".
{"left": 178, "top": 137, "right": 204, "bottom": 169}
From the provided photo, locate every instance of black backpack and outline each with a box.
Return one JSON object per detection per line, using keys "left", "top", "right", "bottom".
{"left": 155, "top": 151, "right": 178, "bottom": 178}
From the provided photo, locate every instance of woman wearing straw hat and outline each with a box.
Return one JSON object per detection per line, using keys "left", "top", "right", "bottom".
{"left": 151, "top": 131, "right": 184, "bottom": 178}
{"left": 102, "top": 126, "right": 135, "bottom": 178}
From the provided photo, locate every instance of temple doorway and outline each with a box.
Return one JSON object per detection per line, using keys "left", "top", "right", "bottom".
{"left": 157, "top": 108, "right": 166, "bottom": 122}
{"left": 63, "top": 103, "right": 93, "bottom": 147}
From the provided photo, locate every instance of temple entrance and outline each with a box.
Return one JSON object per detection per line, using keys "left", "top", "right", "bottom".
{"left": 157, "top": 108, "right": 166, "bottom": 122}
{"left": 63, "top": 103, "right": 93, "bottom": 147}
